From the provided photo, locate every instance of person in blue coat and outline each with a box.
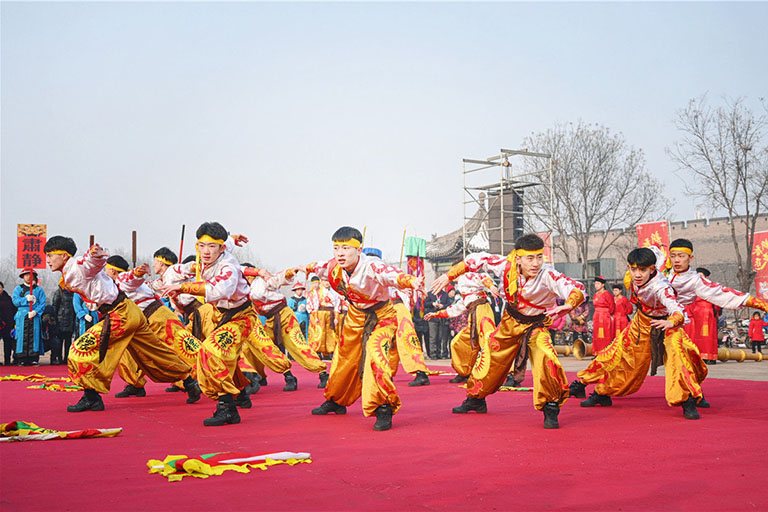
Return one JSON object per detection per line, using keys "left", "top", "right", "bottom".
{"left": 73, "top": 293, "right": 99, "bottom": 338}
{"left": 287, "top": 282, "right": 310, "bottom": 340}
{"left": 12, "top": 269, "right": 47, "bottom": 366}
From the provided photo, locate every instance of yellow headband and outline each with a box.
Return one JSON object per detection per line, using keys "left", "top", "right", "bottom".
{"left": 669, "top": 247, "right": 693, "bottom": 256}
{"left": 155, "top": 256, "right": 174, "bottom": 266}
{"left": 515, "top": 249, "right": 544, "bottom": 257}
{"left": 47, "top": 249, "right": 73, "bottom": 257}
{"left": 106, "top": 264, "right": 128, "bottom": 273}
{"left": 197, "top": 235, "right": 225, "bottom": 245}
{"left": 333, "top": 239, "right": 361, "bottom": 248}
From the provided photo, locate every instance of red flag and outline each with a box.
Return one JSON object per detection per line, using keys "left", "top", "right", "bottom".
{"left": 752, "top": 231, "right": 768, "bottom": 300}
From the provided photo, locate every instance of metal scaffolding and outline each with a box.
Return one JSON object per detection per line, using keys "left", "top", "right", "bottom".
{"left": 462, "top": 148, "right": 553, "bottom": 258}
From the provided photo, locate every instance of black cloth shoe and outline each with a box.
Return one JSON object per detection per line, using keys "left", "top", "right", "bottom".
{"left": 203, "top": 395, "right": 241, "bottom": 426}
{"left": 165, "top": 385, "right": 184, "bottom": 392}
{"left": 681, "top": 396, "right": 700, "bottom": 420}
{"left": 184, "top": 377, "right": 202, "bottom": 404}
{"left": 542, "top": 402, "right": 560, "bottom": 429}
{"left": 581, "top": 391, "right": 612, "bottom": 407}
{"left": 234, "top": 390, "right": 252, "bottom": 409}
{"left": 311, "top": 399, "right": 347, "bottom": 415}
{"left": 569, "top": 380, "right": 587, "bottom": 399}
{"left": 67, "top": 390, "right": 105, "bottom": 412}
{"left": 244, "top": 372, "right": 261, "bottom": 395}
{"left": 373, "top": 404, "right": 393, "bottom": 431}
{"left": 697, "top": 396, "right": 711, "bottom": 409}
{"left": 317, "top": 371, "right": 329, "bottom": 389}
{"left": 452, "top": 397, "right": 487, "bottom": 414}
{"left": 449, "top": 375, "right": 468, "bottom": 384}
{"left": 115, "top": 384, "right": 146, "bottom": 398}
{"left": 408, "top": 371, "right": 430, "bottom": 387}
{"left": 259, "top": 375, "right": 268, "bottom": 386}
{"left": 503, "top": 374, "right": 517, "bottom": 387}
{"left": 283, "top": 372, "right": 298, "bottom": 392}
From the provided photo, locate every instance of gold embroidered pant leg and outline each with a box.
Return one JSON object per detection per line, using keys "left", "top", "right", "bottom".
{"left": 277, "top": 306, "right": 326, "bottom": 373}
{"left": 240, "top": 316, "right": 292, "bottom": 375}
{"left": 526, "top": 327, "right": 569, "bottom": 409}
{"left": 117, "top": 350, "right": 147, "bottom": 388}
{"left": 466, "top": 310, "right": 526, "bottom": 399}
{"left": 197, "top": 308, "right": 259, "bottom": 400}
{"left": 392, "top": 302, "right": 428, "bottom": 374}
{"left": 663, "top": 328, "right": 707, "bottom": 405}
{"left": 578, "top": 312, "right": 652, "bottom": 397}
{"left": 450, "top": 328, "right": 474, "bottom": 376}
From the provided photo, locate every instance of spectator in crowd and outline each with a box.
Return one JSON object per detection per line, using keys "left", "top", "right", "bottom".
{"left": 11, "top": 269, "right": 47, "bottom": 366}
{"left": 73, "top": 292, "right": 99, "bottom": 338}
{"left": 424, "top": 287, "right": 451, "bottom": 359}
{"left": 447, "top": 286, "right": 467, "bottom": 338}
{"left": 412, "top": 303, "right": 429, "bottom": 354}
{"left": 749, "top": 311, "right": 767, "bottom": 354}
{"left": 51, "top": 287, "right": 76, "bottom": 364}
{"left": 287, "top": 282, "right": 310, "bottom": 339}
{"left": 0, "top": 281, "right": 17, "bottom": 365}
{"left": 41, "top": 304, "right": 58, "bottom": 364}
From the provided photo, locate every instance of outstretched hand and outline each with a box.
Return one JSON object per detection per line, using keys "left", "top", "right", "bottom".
{"left": 489, "top": 285, "right": 501, "bottom": 299}
{"left": 650, "top": 318, "right": 674, "bottom": 330}
{"left": 430, "top": 274, "right": 450, "bottom": 295}
{"left": 90, "top": 244, "right": 107, "bottom": 259}
{"left": 134, "top": 263, "right": 150, "bottom": 277}
{"left": 423, "top": 312, "right": 437, "bottom": 321}
{"left": 231, "top": 234, "right": 249, "bottom": 247}
{"left": 547, "top": 304, "right": 573, "bottom": 320}
{"left": 160, "top": 283, "right": 182, "bottom": 298}
{"left": 412, "top": 275, "right": 427, "bottom": 298}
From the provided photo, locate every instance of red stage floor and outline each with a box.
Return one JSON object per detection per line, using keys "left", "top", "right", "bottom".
{"left": 1, "top": 364, "right": 766, "bottom": 511}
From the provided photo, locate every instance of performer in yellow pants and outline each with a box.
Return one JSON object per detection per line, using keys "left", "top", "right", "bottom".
{"left": 244, "top": 267, "right": 328, "bottom": 390}
{"left": 325, "top": 301, "right": 399, "bottom": 417}
{"left": 306, "top": 277, "right": 339, "bottom": 358}
{"left": 569, "top": 246, "right": 719, "bottom": 420}
{"left": 45, "top": 236, "right": 195, "bottom": 413}
{"left": 306, "top": 226, "right": 425, "bottom": 431}
{"left": 431, "top": 234, "right": 585, "bottom": 429}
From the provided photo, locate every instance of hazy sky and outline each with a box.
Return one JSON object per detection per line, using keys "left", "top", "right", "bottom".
{"left": 2, "top": 1, "right": 767, "bottom": 271}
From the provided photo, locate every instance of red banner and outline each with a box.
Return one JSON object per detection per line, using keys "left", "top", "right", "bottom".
{"left": 636, "top": 221, "right": 669, "bottom": 250}
{"left": 537, "top": 232, "right": 552, "bottom": 263}
{"left": 752, "top": 231, "right": 768, "bottom": 299}
{"left": 17, "top": 224, "right": 47, "bottom": 270}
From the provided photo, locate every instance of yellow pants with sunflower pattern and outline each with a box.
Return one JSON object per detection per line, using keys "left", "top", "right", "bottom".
{"left": 68, "top": 299, "right": 191, "bottom": 394}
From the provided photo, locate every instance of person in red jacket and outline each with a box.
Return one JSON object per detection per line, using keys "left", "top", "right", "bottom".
{"left": 611, "top": 284, "right": 633, "bottom": 337}
{"left": 591, "top": 276, "right": 615, "bottom": 354}
{"left": 749, "top": 312, "right": 768, "bottom": 354}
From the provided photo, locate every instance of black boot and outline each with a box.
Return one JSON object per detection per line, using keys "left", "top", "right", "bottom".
{"left": 244, "top": 372, "right": 261, "bottom": 395}
{"left": 373, "top": 404, "right": 393, "bottom": 431}
{"left": 317, "top": 371, "right": 329, "bottom": 389}
{"left": 502, "top": 373, "right": 517, "bottom": 387}
{"left": 115, "top": 384, "right": 146, "bottom": 398}
{"left": 183, "top": 377, "right": 202, "bottom": 404}
{"left": 203, "top": 395, "right": 241, "bottom": 426}
{"left": 681, "top": 396, "right": 700, "bottom": 420}
{"left": 697, "top": 396, "right": 711, "bottom": 409}
{"left": 311, "top": 399, "right": 347, "bottom": 415}
{"left": 452, "top": 397, "right": 487, "bottom": 414}
{"left": 234, "top": 390, "right": 252, "bottom": 409}
{"left": 449, "top": 374, "right": 468, "bottom": 384}
{"left": 408, "top": 371, "right": 430, "bottom": 387}
{"left": 542, "top": 402, "right": 560, "bottom": 429}
{"left": 581, "top": 391, "right": 612, "bottom": 407}
{"left": 569, "top": 380, "right": 587, "bottom": 399}
{"left": 67, "top": 390, "right": 105, "bottom": 412}
{"left": 165, "top": 384, "right": 184, "bottom": 392}
{"left": 283, "top": 371, "right": 298, "bottom": 391}
{"left": 259, "top": 375, "right": 268, "bottom": 386}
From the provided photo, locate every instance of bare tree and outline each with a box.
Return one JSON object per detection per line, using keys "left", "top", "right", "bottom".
{"left": 668, "top": 95, "right": 768, "bottom": 295}
{"left": 523, "top": 121, "right": 668, "bottom": 277}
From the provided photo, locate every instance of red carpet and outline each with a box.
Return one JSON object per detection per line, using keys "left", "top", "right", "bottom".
{"left": 1, "top": 364, "right": 766, "bottom": 511}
